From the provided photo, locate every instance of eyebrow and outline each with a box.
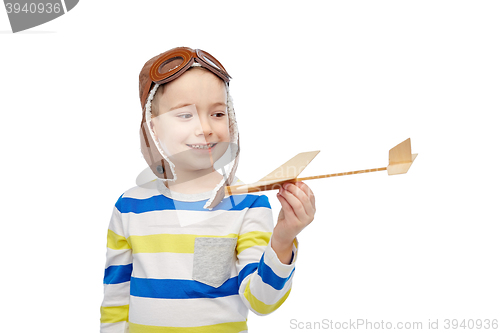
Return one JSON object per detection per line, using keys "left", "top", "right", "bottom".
{"left": 169, "top": 103, "right": 193, "bottom": 111}
{"left": 168, "top": 102, "right": 227, "bottom": 111}
{"left": 211, "top": 102, "right": 227, "bottom": 108}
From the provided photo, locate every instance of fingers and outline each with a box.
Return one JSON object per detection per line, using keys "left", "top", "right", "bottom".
{"left": 276, "top": 192, "right": 293, "bottom": 217}
{"left": 279, "top": 181, "right": 315, "bottom": 221}
{"left": 296, "top": 181, "right": 316, "bottom": 210}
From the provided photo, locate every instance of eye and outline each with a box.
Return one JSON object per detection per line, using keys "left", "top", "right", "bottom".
{"left": 213, "top": 112, "right": 226, "bottom": 118}
{"left": 177, "top": 113, "right": 192, "bottom": 119}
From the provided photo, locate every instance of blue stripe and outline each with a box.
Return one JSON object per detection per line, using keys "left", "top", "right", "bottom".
{"left": 130, "top": 276, "right": 239, "bottom": 299}
{"left": 248, "top": 194, "right": 271, "bottom": 209}
{"left": 257, "top": 255, "right": 295, "bottom": 291}
{"left": 115, "top": 193, "right": 271, "bottom": 214}
{"left": 237, "top": 262, "right": 258, "bottom": 288}
{"left": 103, "top": 263, "right": 133, "bottom": 284}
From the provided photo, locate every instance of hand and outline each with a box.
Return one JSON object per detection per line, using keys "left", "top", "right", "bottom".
{"left": 272, "top": 181, "right": 316, "bottom": 263}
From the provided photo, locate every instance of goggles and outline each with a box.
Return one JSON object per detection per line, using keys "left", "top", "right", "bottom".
{"left": 149, "top": 47, "right": 231, "bottom": 85}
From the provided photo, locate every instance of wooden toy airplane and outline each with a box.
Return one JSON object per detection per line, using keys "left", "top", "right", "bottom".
{"left": 225, "top": 138, "right": 418, "bottom": 195}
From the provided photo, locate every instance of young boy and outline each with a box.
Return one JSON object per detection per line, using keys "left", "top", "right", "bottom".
{"left": 100, "top": 47, "right": 316, "bottom": 333}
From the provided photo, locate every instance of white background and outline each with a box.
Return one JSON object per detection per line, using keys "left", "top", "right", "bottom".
{"left": 1, "top": 1, "right": 499, "bottom": 332}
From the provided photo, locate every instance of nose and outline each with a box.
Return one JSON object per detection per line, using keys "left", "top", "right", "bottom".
{"left": 195, "top": 116, "right": 213, "bottom": 138}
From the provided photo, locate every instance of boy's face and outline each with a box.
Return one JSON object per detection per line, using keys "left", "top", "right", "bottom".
{"left": 150, "top": 68, "right": 230, "bottom": 174}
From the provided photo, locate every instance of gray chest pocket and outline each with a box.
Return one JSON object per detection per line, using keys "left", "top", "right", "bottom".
{"left": 192, "top": 237, "right": 238, "bottom": 288}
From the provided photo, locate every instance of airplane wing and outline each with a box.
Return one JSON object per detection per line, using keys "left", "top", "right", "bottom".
{"left": 225, "top": 150, "right": 320, "bottom": 195}
{"left": 257, "top": 150, "right": 321, "bottom": 182}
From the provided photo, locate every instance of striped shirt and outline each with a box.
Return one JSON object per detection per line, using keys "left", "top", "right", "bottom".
{"left": 100, "top": 178, "right": 298, "bottom": 333}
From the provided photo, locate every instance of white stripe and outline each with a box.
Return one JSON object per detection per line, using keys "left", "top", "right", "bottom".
{"left": 101, "top": 282, "right": 130, "bottom": 307}
{"left": 107, "top": 207, "right": 125, "bottom": 236}
{"left": 132, "top": 252, "right": 193, "bottom": 279}
{"left": 132, "top": 252, "right": 240, "bottom": 280}
{"left": 100, "top": 322, "right": 129, "bottom": 333}
{"left": 176, "top": 205, "right": 245, "bottom": 227}
{"left": 124, "top": 209, "right": 248, "bottom": 236}
{"left": 238, "top": 207, "right": 274, "bottom": 234}
{"left": 122, "top": 208, "right": 272, "bottom": 237}
{"left": 129, "top": 295, "right": 248, "bottom": 327}
{"left": 105, "top": 248, "right": 132, "bottom": 268}
{"left": 236, "top": 246, "right": 266, "bottom": 274}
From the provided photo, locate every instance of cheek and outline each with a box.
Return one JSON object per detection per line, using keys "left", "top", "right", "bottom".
{"left": 215, "top": 122, "right": 230, "bottom": 140}
{"left": 154, "top": 122, "right": 181, "bottom": 144}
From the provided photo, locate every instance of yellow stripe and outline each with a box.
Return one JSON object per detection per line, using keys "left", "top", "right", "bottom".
{"left": 244, "top": 283, "right": 291, "bottom": 315}
{"left": 107, "top": 229, "right": 131, "bottom": 250}
{"left": 237, "top": 231, "right": 272, "bottom": 254}
{"left": 128, "top": 234, "right": 238, "bottom": 254}
{"left": 100, "top": 304, "right": 129, "bottom": 323}
{"left": 129, "top": 320, "right": 247, "bottom": 333}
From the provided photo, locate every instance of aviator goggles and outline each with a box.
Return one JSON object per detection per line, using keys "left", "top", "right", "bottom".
{"left": 149, "top": 47, "right": 231, "bottom": 85}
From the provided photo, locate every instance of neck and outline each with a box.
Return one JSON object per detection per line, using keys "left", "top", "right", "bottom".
{"left": 165, "top": 169, "right": 224, "bottom": 194}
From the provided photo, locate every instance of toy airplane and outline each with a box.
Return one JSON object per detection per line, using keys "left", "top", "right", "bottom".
{"left": 225, "top": 138, "right": 418, "bottom": 195}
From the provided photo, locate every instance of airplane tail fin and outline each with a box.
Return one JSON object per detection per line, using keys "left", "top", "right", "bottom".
{"left": 387, "top": 138, "right": 418, "bottom": 175}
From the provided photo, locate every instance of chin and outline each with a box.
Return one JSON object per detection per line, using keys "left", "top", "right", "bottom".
{"left": 188, "top": 157, "right": 216, "bottom": 170}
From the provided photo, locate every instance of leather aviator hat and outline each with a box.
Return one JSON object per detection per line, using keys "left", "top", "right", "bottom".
{"left": 138, "top": 47, "right": 240, "bottom": 210}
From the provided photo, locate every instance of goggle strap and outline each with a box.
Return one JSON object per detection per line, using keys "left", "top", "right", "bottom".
{"left": 141, "top": 78, "right": 153, "bottom": 112}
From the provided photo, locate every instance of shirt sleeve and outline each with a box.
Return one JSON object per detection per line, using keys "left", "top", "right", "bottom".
{"left": 100, "top": 196, "right": 132, "bottom": 333}
{"left": 236, "top": 194, "right": 299, "bottom": 316}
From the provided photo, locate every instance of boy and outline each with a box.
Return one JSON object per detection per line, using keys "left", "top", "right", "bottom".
{"left": 100, "top": 47, "right": 316, "bottom": 332}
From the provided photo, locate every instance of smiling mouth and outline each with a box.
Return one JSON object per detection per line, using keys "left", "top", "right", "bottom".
{"left": 186, "top": 143, "right": 217, "bottom": 149}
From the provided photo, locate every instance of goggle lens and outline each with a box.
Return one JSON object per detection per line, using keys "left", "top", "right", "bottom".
{"left": 158, "top": 56, "right": 185, "bottom": 75}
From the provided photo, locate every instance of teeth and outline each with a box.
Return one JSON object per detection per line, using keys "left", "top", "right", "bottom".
{"left": 190, "top": 143, "right": 215, "bottom": 149}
